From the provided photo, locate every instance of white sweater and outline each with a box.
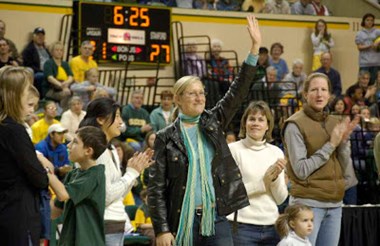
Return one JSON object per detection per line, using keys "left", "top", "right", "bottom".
{"left": 277, "top": 231, "right": 312, "bottom": 246}
{"left": 226, "top": 137, "right": 288, "bottom": 225}
{"left": 97, "top": 145, "right": 139, "bottom": 232}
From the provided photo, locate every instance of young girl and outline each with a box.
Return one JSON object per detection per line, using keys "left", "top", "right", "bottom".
{"left": 275, "top": 204, "right": 314, "bottom": 246}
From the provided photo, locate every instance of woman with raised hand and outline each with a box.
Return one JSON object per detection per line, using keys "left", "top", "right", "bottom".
{"left": 79, "top": 97, "right": 154, "bottom": 246}
{"left": 148, "top": 15, "right": 261, "bottom": 246}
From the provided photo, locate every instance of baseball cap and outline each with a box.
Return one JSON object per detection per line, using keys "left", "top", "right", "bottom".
{"left": 48, "top": 124, "right": 67, "bottom": 134}
{"left": 33, "top": 27, "right": 45, "bottom": 35}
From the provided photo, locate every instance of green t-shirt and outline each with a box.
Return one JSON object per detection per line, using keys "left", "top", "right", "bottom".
{"left": 55, "top": 165, "right": 106, "bottom": 246}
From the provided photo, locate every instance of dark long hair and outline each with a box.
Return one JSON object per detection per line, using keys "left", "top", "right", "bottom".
{"left": 79, "top": 97, "right": 120, "bottom": 129}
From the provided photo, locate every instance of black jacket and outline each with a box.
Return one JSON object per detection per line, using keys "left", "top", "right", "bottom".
{"left": 148, "top": 62, "right": 257, "bottom": 236}
{"left": 0, "top": 117, "right": 49, "bottom": 245}
{"left": 22, "top": 41, "right": 50, "bottom": 73}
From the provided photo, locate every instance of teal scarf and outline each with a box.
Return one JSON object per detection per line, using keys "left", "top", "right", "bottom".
{"left": 176, "top": 113, "right": 215, "bottom": 245}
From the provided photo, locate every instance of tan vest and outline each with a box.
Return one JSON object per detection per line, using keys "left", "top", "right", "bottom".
{"left": 284, "top": 110, "right": 345, "bottom": 202}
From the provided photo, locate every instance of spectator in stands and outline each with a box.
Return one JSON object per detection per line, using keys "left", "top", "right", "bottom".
{"left": 111, "top": 138, "right": 135, "bottom": 175}
{"left": 182, "top": 41, "right": 207, "bottom": 78}
{"left": 0, "top": 20, "right": 22, "bottom": 64}
{"left": 360, "top": 106, "right": 371, "bottom": 122}
{"left": 253, "top": 46, "right": 269, "bottom": 82}
{"left": 135, "top": 189, "right": 155, "bottom": 245}
{"left": 225, "top": 131, "right": 237, "bottom": 144}
{"left": 44, "top": 41, "right": 73, "bottom": 108}
{"left": 22, "top": 27, "right": 50, "bottom": 98}
{"left": 262, "top": 0, "right": 291, "bottom": 14}
{"left": 227, "top": 101, "right": 287, "bottom": 245}
{"left": 150, "top": 90, "right": 174, "bottom": 132}
{"left": 311, "top": 19, "right": 334, "bottom": 71}
{"left": 35, "top": 124, "right": 71, "bottom": 181}
{"left": 79, "top": 97, "right": 154, "bottom": 246}
{"left": 120, "top": 89, "right": 152, "bottom": 151}
{"left": 70, "top": 40, "right": 98, "bottom": 83}
{"left": 311, "top": 0, "right": 330, "bottom": 16}
{"left": 25, "top": 85, "right": 40, "bottom": 139}
{"left": 355, "top": 13, "right": 380, "bottom": 84}
{"left": 31, "top": 100, "right": 60, "bottom": 144}
{"left": 60, "top": 96, "right": 86, "bottom": 142}
{"left": 356, "top": 70, "right": 377, "bottom": 106}
{"left": 71, "top": 67, "right": 116, "bottom": 108}
{"left": 283, "top": 58, "right": 307, "bottom": 98}
{"left": 207, "top": 38, "right": 234, "bottom": 95}
{"left": 364, "top": 117, "right": 380, "bottom": 149}
{"left": 290, "top": 0, "right": 316, "bottom": 15}
{"left": 148, "top": 15, "right": 261, "bottom": 246}
{"left": 176, "top": 0, "right": 192, "bottom": 8}
{"left": 283, "top": 72, "right": 357, "bottom": 246}
{"left": 343, "top": 84, "right": 365, "bottom": 115}
{"left": 0, "top": 38, "right": 18, "bottom": 68}
{"left": 0, "top": 66, "right": 48, "bottom": 245}
{"left": 314, "top": 52, "right": 342, "bottom": 97}
{"left": 329, "top": 95, "right": 347, "bottom": 118}
{"left": 194, "top": 0, "right": 240, "bottom": 10}
{"left": 269, "top": 42, "right": 288, "bottom": 81}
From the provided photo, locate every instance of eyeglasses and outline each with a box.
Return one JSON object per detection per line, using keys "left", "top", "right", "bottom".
{"left": 46, "top": 106, "right": 57, "bottom": 111}
{"left": 182, "top": 91, "right": 207, "bottom": 98}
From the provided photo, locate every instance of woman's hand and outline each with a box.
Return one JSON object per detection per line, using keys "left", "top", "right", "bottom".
{"left": 156, "top": 232, "right": 175, "bottom": 246}
{"left": 246, "top": 15, "right": 262, "bottom": 55}
{"left": 127, "top": 148, "right": 154, "bottom": 173}
{"left": 330, "top": 120, "right": 349, "bottom": 148}
{"left": 264, "top": 158, "right": 286, "bottom": 188}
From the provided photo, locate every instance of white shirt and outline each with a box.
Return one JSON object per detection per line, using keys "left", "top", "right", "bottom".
{"left": 60, "top": 109, "right": 86, "bottom": 142}
{"left": 277, "top": 231, "right": 312, "bottom": 246}
{"left": 226, "top": 137, "right": 288, "bottom": 225}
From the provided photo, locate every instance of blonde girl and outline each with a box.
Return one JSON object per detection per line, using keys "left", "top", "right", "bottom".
{"left": 275, "top": 204, "right": 314, "bottom": 246}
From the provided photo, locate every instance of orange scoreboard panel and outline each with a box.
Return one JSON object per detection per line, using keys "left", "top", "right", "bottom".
{"left": 75, "top": 1, "right": 171, "bottom": 65}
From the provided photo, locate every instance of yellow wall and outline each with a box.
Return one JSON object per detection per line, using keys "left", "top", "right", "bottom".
{"left": 0, "top": 1, "right": 372, "bottom": 91}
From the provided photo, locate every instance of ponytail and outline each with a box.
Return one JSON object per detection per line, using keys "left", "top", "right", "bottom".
{"left": 275, "top": 213, "right": 290, "bottom": 238}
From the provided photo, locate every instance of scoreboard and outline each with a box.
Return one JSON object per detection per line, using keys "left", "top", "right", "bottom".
{"left": 76, "top": 2, "right": 171, "bottom": 65}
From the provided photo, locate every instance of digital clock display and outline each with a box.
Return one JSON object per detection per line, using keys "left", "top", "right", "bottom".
{"left": 76, "top": 2, "right": 171, "bottom": 65}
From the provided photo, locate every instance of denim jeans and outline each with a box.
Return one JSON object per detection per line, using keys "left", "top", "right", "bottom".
{"left": 192, "top": 214, "right": 233, "bottom": 246}
{"left": 232, "top": 222, "right": 280, "bottom": 246}
{"left": 106, "top": 233, "right": 124, "bottom": 246}
{"left": 309, "top": 206, "right": 342, "bottom": 246}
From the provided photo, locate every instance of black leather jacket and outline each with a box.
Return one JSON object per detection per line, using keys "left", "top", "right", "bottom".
{"left": 148, "top": 62, "right": 257, "bottom": 236}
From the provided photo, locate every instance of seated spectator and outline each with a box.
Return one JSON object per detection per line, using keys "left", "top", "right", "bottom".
{"left": 150, "top": 90, "right": 174, "bottom": 132}
{"left": 261, "top": 0, "right": 291, "bottom": 14}
{"left": 111, "top": 138, "right": 135, "bottom": 175}
{"left": 44, "top": 41, "right": 73, "bottom": 109}
{"left": 253, "top": 46, "right": 270, "bottom": 82}
{"left": 329, "top": 95, "right": 348, "bottom": 118}
{"left": 31, "top": 100, "right": 60, "bottom": 144}
{"left": 314, "top": 52, "right": 342, "bottom": 97}
{"left": 225, "top": 131, "right": 237, "bottom": 144}
{"left": 0, "top": 38, "right": 18, "bottom": 68}
{"left": 35, "top": 124, "right": 71, "bottom": 181}
{"left": 290, "top": 0, "right": 316, "bottom": 15}
{"left": 71, "top": 67, "right": 116, "bottom": 108}
{"left": 251, "top": 66, "right": 282, "bottom": 105}
{"left": 356, "top": 70, "right": 377, "bottom": 106}
{"left": 207, "top": 38, "right": 234, "bottom": 96}
{"left": 360, "top": 106, "right": 371, "bottom": 122}
{"left": 0, "top": 20, "right": 22, "bottom": 64}
{"left": 269, "top": 42, "right": 288, "bottom": 81}
{"left": 343, "top": 84, "right": 365, "bottom": 114}
{"left": 311, "top": 19, "right": 334, "bottom": 71}
{"left": 60, "top": 96, "right": 86, "bottom": 142}
{"left": 311, "top": 0, "right": 330, "bottom": 16}
{"left": 22, "top": 27, "right": 50, "bottom": 98}
{"left": 193, "top": 0, "right": 240, "bottom": 11}
{"left": 135, "top": 189, "right": 155, "bottom": 245}
{"left": 92, "top": 87, "right": 111, "bottom": 100}
{"left": 282, "top": 58, "right": 307, "bottom": 98}
{"left": 182, "top": 41, "right": 206, "bottom": 77}
{"left": 69, "top": 40, "right": 98, "bottom": 83}
{"left": 241, "top": 0, "right": 265, "bottom": 12}
{"left": 176, "top": 0, "right": 192, "bottom": 8}
{"left": 120, "top": 89, "right": 152, "bottom": 151}
{"left": 364, "top": 117, "right": 380, "bottom": 149}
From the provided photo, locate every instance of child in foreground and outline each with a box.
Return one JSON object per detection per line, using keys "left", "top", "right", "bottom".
{"left": 275, "top": 204, "right": 314, "bottom": 246}
{"left": 38, "top": 126, "right": 108, "bottom": 246}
